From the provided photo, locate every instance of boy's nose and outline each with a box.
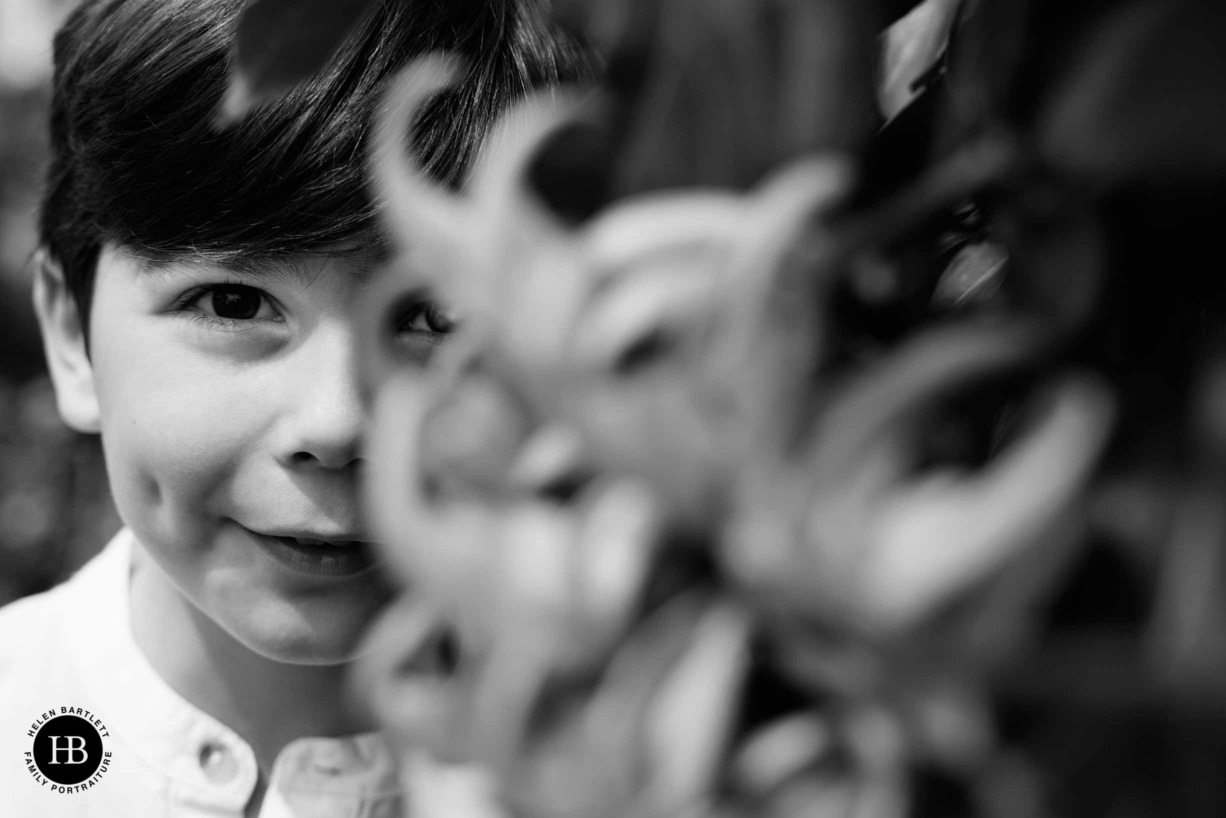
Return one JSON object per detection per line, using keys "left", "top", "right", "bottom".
{"left": 273, "top": 326, "right": 368, "bottom": 471}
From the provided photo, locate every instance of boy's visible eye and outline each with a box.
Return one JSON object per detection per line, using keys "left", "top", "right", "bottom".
{"left": 183, "top": 283, "right": 279, "bottom": 324}
{"left": 396, "top": 298, "right": 457, "bottom": 335}
{"left": 209, "top": 285, "right": 264, "bottom": 320}
{"left": 389, "top": 295, "right": 457, "bottom": 362}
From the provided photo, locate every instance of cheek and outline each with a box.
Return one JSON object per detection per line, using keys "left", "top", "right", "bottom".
{"left": 91, "top": 331, "right": 272, "bottom": 526}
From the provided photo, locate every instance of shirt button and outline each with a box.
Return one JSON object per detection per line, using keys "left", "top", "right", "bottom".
{"left": 199, "top": 743, "right": 238, "bottom": 784}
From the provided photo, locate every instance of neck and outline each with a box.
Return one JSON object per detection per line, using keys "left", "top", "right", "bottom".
{"left": 128, "top": 545, "right": 374, "bottom": 774}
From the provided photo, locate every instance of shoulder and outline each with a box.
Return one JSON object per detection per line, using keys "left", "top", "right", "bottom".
{"left": 0, "top": 581, "right": 74, "bottom": 675}
{"left": 0, "top": 531, "right": 154, "bottom": 812}
{"left": 0, "top": 579, "right": 79, "bottom": 794}
{"left": 0, "top": 531, "right": 128, "bottom": 690}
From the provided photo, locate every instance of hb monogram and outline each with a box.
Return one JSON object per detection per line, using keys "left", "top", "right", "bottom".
{"left": 47, "top": 736, "right": 89, "bottom": 765}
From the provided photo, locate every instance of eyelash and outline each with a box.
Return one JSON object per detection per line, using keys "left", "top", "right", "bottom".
{"left": 396, "top": 298, "right": 457, "bottom": 335}
{"left": 174, "top": 282, "right": 280, "bottom": 330}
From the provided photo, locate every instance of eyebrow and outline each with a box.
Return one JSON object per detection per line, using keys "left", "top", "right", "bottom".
{"left": 139, "top": 242, "right": 394, "bottom": 285}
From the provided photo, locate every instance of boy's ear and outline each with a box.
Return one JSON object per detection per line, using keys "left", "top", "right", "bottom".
{"left": 32, "top": 250, "right": 101, "bottom": 433}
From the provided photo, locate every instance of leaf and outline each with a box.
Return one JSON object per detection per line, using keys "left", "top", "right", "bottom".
{"left": 221, "top": 0, "right": 377, "bottom": 123}
{"left": 877, "top": 0, "right": 960, "bottom": 120}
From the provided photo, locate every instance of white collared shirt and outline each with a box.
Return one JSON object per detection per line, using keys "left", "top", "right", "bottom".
{"left": 0, "top": 528, "right": 407, "bottom": 817}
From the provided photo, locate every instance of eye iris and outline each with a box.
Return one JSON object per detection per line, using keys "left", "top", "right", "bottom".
{"left": 212, "top": 286, "right": 260, "bottom": 319}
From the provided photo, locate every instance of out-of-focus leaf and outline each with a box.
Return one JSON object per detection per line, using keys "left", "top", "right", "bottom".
{"left": 866, "top": 375, "right": 1112, "bottom": 630}
{"left": 1146, "top": 360, "right": 1226, "bottom": 699}
{"left": 729, "top": 324, "right": 1116, "bottom": 635}
{"left": 502, "top": 593, "right": 712, "bottom": 818}
{"left": 357, "top": 2, "right": 1226, "bottom": 814}
{"left": 931, "top": 240, "right": 1007, "bottom": 307}
{"left": 221, "top": 0, "right": 377, "bottom": 122}
{"left": 644, "top": 602, "right": 751, "bottom": 808}
{"left": 729, "top": 712, "right": 833, "bottom": 797}
{"left": 877, "top": 0, "right": 960, "bottom": 120}
{"left": 1039, "top": 0, "right": 1226, "bottom": 182}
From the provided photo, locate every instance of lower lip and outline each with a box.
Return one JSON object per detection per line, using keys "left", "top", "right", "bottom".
{"left": 247, "top": 530, "right": 378, "bottom": 578}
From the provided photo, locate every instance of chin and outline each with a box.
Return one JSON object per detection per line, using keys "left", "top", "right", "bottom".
{"left": 230, "top": 592, "right": 392, "bottom": 666}
{"left": 239, "top": 620, "right": 369, "bottom": 665}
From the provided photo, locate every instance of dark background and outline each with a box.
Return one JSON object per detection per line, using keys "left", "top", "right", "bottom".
{"left": 0, "top": 0, "right": 120, "bottom": 607}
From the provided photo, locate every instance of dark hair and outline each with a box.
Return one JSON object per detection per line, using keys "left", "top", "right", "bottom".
{"left": 39, "top": 0, "right": 592, "bottom": 332}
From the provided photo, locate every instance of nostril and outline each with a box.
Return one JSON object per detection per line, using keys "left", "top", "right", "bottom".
{"left": 290, "top": 449, "right": 364, "bottom": 470}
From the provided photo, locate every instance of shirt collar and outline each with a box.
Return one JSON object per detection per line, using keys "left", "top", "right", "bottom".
{"left": 69, "top": 528, "right": 403, "bottom": 814}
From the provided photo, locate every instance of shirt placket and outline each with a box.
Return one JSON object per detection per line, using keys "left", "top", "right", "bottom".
{"left": 168, "top": 724, "right": 259, "bottom": 817}
{"left": 259, "top": 736, "right": 404, "bottom": 818}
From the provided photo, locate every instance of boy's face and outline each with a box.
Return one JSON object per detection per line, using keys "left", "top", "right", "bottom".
{"left": 50, "top": 244, "right": 446, "bottom": 665}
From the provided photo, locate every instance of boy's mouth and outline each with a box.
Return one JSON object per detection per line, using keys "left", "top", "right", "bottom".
{"left": 243, "top": 527, "right": 379, "bottom": 578}
{"left": 287, "top": 536, "right": 363, "bottom": 548}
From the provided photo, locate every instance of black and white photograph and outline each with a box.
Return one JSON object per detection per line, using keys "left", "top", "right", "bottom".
{"left": 1, "top": 1, "right": 1224, "bottom": 816}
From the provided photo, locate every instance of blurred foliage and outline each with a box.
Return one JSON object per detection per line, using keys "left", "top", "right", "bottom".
{"left": 0, "top": 378, "right": 120, "bottom": 607}
{"left": 0, "top": 0, "right": 121, "bottom": 607}
{"left": 232, "top": 0, "right": 1226, "bottom": 816}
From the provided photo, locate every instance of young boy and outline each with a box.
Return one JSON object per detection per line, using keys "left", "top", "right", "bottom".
{"left": 0, "top": 0, "right": 588, "bottom": 815}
